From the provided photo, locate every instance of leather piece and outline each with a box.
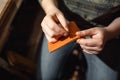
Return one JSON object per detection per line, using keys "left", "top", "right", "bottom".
{"left": 48, "top": 21, "right": 80, "bottom": 53}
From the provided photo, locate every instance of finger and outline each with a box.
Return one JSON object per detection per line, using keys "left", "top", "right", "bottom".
{"left": 41, "top": 21, "right": 56, "bottom": 37}
{"left": 83, "top": 49, "right": 99, "bottom": 54}
{"left": 76, "top": 38, "right": 103, "bottom": 48}
{"left": 45, "top": 16, "right": 67, "bottom": 35}
{"left": 43, "top": 16, "right": 65, "bottom": 35}
{"left": 42, "top": 22, "right": 58, "bottom": 43}
{"left": 44, "top": 16, "right": 60, "bottom": 32}
{"left": 45, "top": 33, "right": 57, "bottom": 43}
{"left": 76, "top": 28, "right": 96, "bottom": 37}
{"left": 52, "top": 15, "right": 59, "bottom": 23}
{"left": 42, "top": 23, "right": 61, "bottom": 40}
{"left": 56, "top": 13, "right": 69, "bottom": 32}
{"left": 80, "top": 44, "right": 103, "bottom": 52}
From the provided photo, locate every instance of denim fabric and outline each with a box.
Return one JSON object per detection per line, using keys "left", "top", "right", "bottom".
{"left": 84, "top": 53, "right": 118, "bottom": 80}
{"left": 36, "top": 35, "right": 119, "bottom": 80}
{"left": 37, "top": 35, "right": 77, "bottom": 80}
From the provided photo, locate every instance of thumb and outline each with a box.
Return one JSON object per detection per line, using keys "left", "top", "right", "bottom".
{"left": 76, "top": 28, "right": 94, "bottom": 37}
{"left": 56, "top": 13, "right": 69, "bottom": 32}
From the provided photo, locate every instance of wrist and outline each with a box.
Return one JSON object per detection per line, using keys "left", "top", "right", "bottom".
{"left": 104, "top": 26, "right": 118, "bottom": 41}
{"left": 104, "top": 17, "right": 120, "bottom": 40}
{"left": 41, "top": 0, "right": 58, "bottom": 14}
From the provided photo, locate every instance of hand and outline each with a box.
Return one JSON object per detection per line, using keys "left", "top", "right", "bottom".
{"left": 41, "top": 7, "right": 69, "bottom": 43}
{"left": 76, "top": 27, "right": 109, "bottom": 54}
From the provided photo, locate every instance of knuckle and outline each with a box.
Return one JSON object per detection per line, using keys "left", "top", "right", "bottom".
{"left": 85, "top": 42, "right": 89, "bottom": 46}
{"left": 97, "top": 46, "right": 103, "bottom": 52}
{"left": 98, "top": 41, "right": 104, "bottom": 48}
{"left": 49, "top": 38, "right": 57, "bottom": 43}
{"left": 41, "top": 28, "right": 44, "bottom": 32}
{"left": 48, "top": 39, "right": 55, "bottom": 43}
{"left": 41, "top": 21, "right": 44, "bottom": 27}
{"left": 50, "top": 33, "right": 55, "bottom": 37}
{"left": 49, "top": 32, "right": 58, "bottom": 38}
{"left": 50, "top": 24, "right": 56, "bottom": 30}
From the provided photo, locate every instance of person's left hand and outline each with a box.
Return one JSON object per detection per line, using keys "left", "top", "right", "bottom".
{"left": 76, "top": 27, "right": 109, "bottom": 54}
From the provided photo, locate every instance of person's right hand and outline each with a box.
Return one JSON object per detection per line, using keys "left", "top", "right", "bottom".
{"left": 41, "top": 7, "right": 69, "bottom": 43}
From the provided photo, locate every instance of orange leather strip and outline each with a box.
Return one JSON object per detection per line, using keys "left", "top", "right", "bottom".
{"left": 48, "top": 21, "right": 80, "bottom": 53}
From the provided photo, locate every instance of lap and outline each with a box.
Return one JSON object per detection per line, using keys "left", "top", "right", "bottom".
{"left": 37, "top": 35, "right": 77, "bottom": 80}
{"left": 37, "top": 35, "right": 120, "bottom": 80}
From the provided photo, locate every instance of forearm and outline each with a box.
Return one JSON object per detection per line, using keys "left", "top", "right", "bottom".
{"left": 105, "top": 17, "right": 120, "bottom": 40}
{"left": 38, "top": 0, "right": 58, "bottom": 14}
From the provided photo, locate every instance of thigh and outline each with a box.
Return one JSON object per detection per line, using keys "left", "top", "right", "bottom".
{"left": 37, "top": 35, "right": 77, "bottom": 80}
{"left": 83, "top": 37, "right": 120, "bottom": 80}
{"left": 84, "top": 53, "right": 118, "bottom": 80}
